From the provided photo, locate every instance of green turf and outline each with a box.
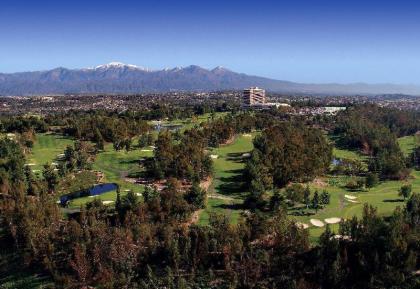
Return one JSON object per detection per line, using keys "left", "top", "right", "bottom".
{"left": 198, "top": 197, "right": 243, "bottom": 225}
{"left": 199, "top": 133, "right": 256, "bottom": 224}
{"left": 68, "top": 189, "right": 123, "bottom": 208}
{"left": 57, "top": 170, "right": 97, "bottom": 195}
{"left": 398, "top": 135, "right": 418, "bottom": 156}
{"left": 290, "top": 168, "right": 420, "bottom": 240}
{"left": 333, "top": 147, "right": 365, "bottom": 161}
{"left": 63, "top": 143, "right": 153, "bottom": 207}
{"left": 28, "top": 133, "right": 74, "bottom": 171}
{"left": 201, "top": 136, "right": 420, "bottom": 240}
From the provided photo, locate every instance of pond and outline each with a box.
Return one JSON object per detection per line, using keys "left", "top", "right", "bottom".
{"left": 60, "top": 183, "right": 118, "bottom": 205}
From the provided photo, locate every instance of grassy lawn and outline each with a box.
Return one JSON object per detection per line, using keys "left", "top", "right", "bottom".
{"left": 199, "top": 133, "right": 256, "bottom": 224}
{"left": 62, "top": 143, "right": 153, "bottom": 207}
{"left": 68, "top": 189, "right": 123, "bottom": 208}
{"left": 198, "top": 198, "right": 243, "bottom": 225}
{"left": 31, "top": 131, "right": 420, "bottom": 241}
{"left": 57, "top": 170, "right": 97, "bottom": 195}
{"left": 92, "top": 143, "right": 152, "bottom": 191}
{"left": 290, "top": 174, "right": 410, "bottom": 240}
{"left": 28, "top": 133, "right": 74, "bottom": 171}
{"left": 333, "top": 147, "right": 365, "bottom": 161}
{"left": 200, "top": 136, "right": 419, "bottom": 241}
{"left": 398, "top": 135, "right": 418, "bottom": 156}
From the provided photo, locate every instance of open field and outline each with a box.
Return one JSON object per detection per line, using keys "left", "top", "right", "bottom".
{"left": 290, "top": 135, "right": 419, "bottom": 241}
{"left": 333, "top": 147, "right": 365, "bottom": 161}
{"left": 28, "top": 133, "right": 74, "bottom": 171}
{"left": 66, "top": 143, "right": 153, "bottom": 207}
{"left": 398, "top": 134, "right": 418, "bottom": 156}
{"left": 198, "top": 197, "right": 243, "bottom": 225}
{"left": 199, "top": 133, "right": 256, "bottom": 224}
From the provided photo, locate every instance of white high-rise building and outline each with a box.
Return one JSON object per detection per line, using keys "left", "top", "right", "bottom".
{"left": 242, "top": 87, "right": 266, "bottom": 106}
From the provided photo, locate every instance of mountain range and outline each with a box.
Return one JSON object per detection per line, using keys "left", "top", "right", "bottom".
{"left": 1, "top": 62, "right": 420, "bottom": 96}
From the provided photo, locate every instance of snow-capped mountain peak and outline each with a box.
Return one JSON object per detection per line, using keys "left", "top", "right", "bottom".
{"left": 93, "top": 62, "right": 149, "bottom": 71}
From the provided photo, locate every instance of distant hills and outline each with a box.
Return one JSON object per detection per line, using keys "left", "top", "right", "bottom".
{"left": 1, "top": 62, "right": 420, "bottom": 96}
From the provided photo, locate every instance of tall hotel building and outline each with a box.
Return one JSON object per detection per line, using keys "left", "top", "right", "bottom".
{"left": 242, "top": 87, "right": 266, "bottom": 106}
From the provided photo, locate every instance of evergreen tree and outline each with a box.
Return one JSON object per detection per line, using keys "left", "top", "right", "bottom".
{"left": 43, "top": 163, "right": 58, "bottom": 193}
{"left": 304, "top": 185, "right": 311, "bottom": 208}
{"left": 365, "top": 172, "right": 379, "bottom": 190}
{"left": 399, "top": 184, "right": 412, "bottom": 200}
{"left": 185, "top": 181, "right": 206, "bottom": 209}
{"left": 320, "top": 190, "right": 330, "bottom": 205}
{"left": 312, "top": 190, "right": 320, "bottom": 212}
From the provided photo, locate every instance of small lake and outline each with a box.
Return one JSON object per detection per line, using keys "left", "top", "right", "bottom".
{"left": 60, "top": 183, "right": 118, "bottom": 205}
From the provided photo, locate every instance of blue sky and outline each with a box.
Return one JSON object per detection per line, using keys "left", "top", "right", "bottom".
{"left": 1, "top": 0, "right": 420, "bottom": 84}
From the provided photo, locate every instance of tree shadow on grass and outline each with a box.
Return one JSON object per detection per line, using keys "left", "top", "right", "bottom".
{"left": 383, "top": 198, "right": 405, "bottom": 203}
{"left": 288, "top": 210, "right": 315, "bottom": 217}
{"left": 213, "top": 203, "right": 245, "bottom": 210}
{"left": 119, "top": 159, "right": 140, "bottom": 165}
{"left": 216, "top": 170, "right": 247, "bottom": 197}
{"left": 288, "top": 205, "right": 315, "bottom": 217}
{"left": 226, "top": 152, "right": 250, "bottom": 163}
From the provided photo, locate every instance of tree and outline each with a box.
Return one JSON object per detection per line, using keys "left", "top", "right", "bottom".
{"left": 285, "top": 183, "right": 306, "bottom": 204}
{"left": 320, "top": 190, "right": 330, "bottom": 205}
{"left": 312, "top": 191, "right": 320, "bottom": 212}
{"left": 43, "top": 163, "right": 58, "bottom": 193}
{"left": 185, "top": 181, "right": 206, "bottom": 209}
{"left": 270, "top": 191, "right": 286, "bottom": 211}
{"left": 399, "top": 184, "right": 412, "bottom": 200}
{"left": 94, "top": 128, "right": 104, "bottom": 151}
{"left": 405, "top": 193, "right": 420, "bottom": 227}
{"left": 365, "top": 172, "right": 379, "bottom": 190}
{"left": 304, "top": 185, "right": 311, "bottom": 208}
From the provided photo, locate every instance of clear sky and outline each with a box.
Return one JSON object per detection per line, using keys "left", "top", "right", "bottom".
{"left": 1, "top": 0, "right": 420, "bottom": 84}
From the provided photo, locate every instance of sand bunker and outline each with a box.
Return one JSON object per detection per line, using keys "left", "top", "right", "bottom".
{"left": 325, "top": 217, "right": 341, "bottom": 224}
{"left": 210, "top": 154, "right": 218, "bottom": 159}
{"left": 25, "top": 163, "right": 36, "bottom": 166}
{"left": 332, "top": 235, "right": 351, "bottom": 240}
{"left": 296, "top": 222, "right": 310, "bottom": 229}
{"left": 347, "top": 199, "right": 358, "bottom": 203}
{"left": 102, "top": 201, "right": 114, "bottom": 205}
{"left": 310, "top": 219, "right": 325, "bottom": 227}
{"left": 243, "top": 134, "right": 252, "bottom": 137}
{"left": 51, "top": 162, "right": 58, "bottom": 166}
{"left": 32, "top": 170, "right": 40, "bottom": 173}
{"left": 136, "top": 193, "right": 142, "bottom": 197}
{"left": 345, "top": 194, "right": 357, "bottom": 200}
{"left": 141, "top": 149, "right": 153, "bottom": 152}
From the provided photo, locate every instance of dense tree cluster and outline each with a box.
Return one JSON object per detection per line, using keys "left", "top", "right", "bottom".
{"left": 150, "top": 130, "right": 213, "bottom": 181}
{"left": 0, "top": 115, "right": 47, "bottom": 133}
{"left": 59, "top": 112, "right": 150, "bottom": 144}
{"left": 334, "top": 105, "right": 410, "bottom": 179}
{"left": 245, "top": 123, "right": 332, "bottom": 206}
